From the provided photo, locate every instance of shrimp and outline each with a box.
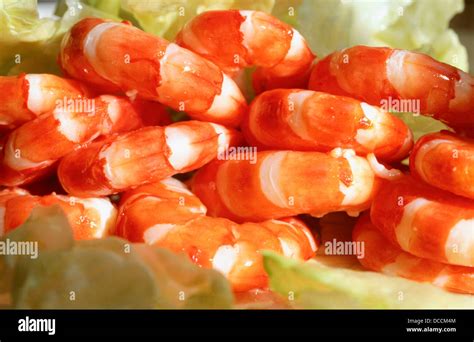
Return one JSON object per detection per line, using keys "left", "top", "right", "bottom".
{"left": 242, "top": 89, "right": 413, "bottom": 161}
{"left": 0, "top": 96, "right": 169, "bottom": 186}
{"left": 191, "top": 149, "right": 380, "bottom": 222}
{"left": 60, "top": 18, "right": 247, "bottom": 127}
{"left": 410, "top": 131, "right": 474, "bottom": 200}
{"left": 354, "top": 214, "right": 474, "bottom": 294}
{"left": 0, "top": 74, "right": 91, "bottom": 129}
{"left": 370, "top": 176, "right": 474, "bottom": 267}
{"left": 308, "top": 46, "right": 474, "bottom": 136}
{"left": 57, "top": 121, "right": 242, "bottom": 197}
{"left": 175, "top": 10, "right": 315, "bottom": 94}
{"left": 0, "top": 188, "right": 116, "bottom": 240}
{"left": 115, "top": 178, "right": 317, "bottom": 292}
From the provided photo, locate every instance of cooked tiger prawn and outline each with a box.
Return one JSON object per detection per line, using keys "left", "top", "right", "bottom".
{"left": 115, "top": 178, "right": 317, "bottom": 292}
{"left": 0, "top": 74, "right": 91, "bottom": 130}
{"left": 354, "top": 214, "right": 474, "bottom": 294}
{"left": 308, "top": 46, "right": 474, "bottom": 136}
{"left": 60, "top": 18, "right": 247, "bottom": 127}
{"left": 371, "top": 176, "right": 474, "bottom": 267}
{"left": 0, "top": 96, "right": 169, "bottom": 186}
{"left": 191, "top": 149, "right": 381, "bottom": 222}
{"left": 410, "top": 131, "right": 474, "bottom": 200}
{"left": 0, "top": 188, "right": 116, "bottom": 240}
{"left": 175, "top": 10, "right": 315, "bottom": 94}
{"left": 242, "top": 89, "right": 413, "bottom": 161}
{"left": 58, "top": 121, "right": 242, "bottom": 197}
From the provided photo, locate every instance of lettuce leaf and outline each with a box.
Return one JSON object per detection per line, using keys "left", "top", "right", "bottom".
{"left": 295, "top": 0, "right": 468, "bottom": 71}
{"left": 2, "top": 0, "right": 468, "bottom": 77}
{"left": 263, "top": 251, "right": 474, "bottom": 309}
{"left": 0, "top": 0, "right": 118, "bottom": 75}
{"left": 1, "top": 0, "right": 59, "bottom": 74}
{"left": 391, "top": 112, "right": 451, "bottom": 142}
{"left": 0, "top": 0, "right": 275, "bottom": 75}
{"left": 58, "top": 0, "right": 275, "bottom": 41}
{"left": 117, "top": 0, "right": 275, "bottom": 41}
{"left": 0, "top": 206, "right": 233, "bottom": 309}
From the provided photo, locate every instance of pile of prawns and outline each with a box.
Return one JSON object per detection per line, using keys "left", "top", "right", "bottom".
{"left": 0, "top": 10, "right": 473, "bottom": 294}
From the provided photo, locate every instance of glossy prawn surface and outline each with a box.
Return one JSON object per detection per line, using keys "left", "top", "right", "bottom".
{"left": 308, "top": 46, "right": 474, "bottom": 136}
{"left": 175, "top": 10, "right": 315, "bottom": 94}
{"left": 1, "top": 9, "right": 473, "bottom": 298}
{"left": 0, "top": 188, "right": 116, "bottom": 240}
{"left": 192, "top": 149, "right": 381, "bottom": 222}
{"left": 60, "top": 18, "right": 247, "bottom": 127}
{"left": 0, "top": 95, "right": 169, "bottom": 187}
{"left": 0, "top": 74, "right": 91, "bottom": 130}
{"left": 354, "top": 214, "right": 474, "bottom": 294}
{"left": 371, "top": 176, "right": 474, "bottom": 267}
{"left": 115, "top": 178, "right": 317, "bottom": 292}
{"left": 243, "top": 89, "right": 413, "bottom": 161}
{"left": 410, "top": 131, "right": 474, "bottom": 200}
{"left": 58, "top": 121, "right": 242, "bottom": 197}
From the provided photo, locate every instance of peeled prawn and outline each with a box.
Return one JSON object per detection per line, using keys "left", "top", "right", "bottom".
{"left": 115, "top": 178, "right": 317, "bottom": 291}
{"left": 60, "top": 18, "right": 247, "bottom": 127}
{"left": 308, "top": 46, "right": 474, "bottom": 136}
{"left": 410, "top": 131, "right": 474, "bottom": 199}
{"left": 354, "top": 214, "right": 474, "bottom": 294}
{"left": 0, "top": 188, "right": 116, "bottom": 240}
{"left": 0, "top": 96, "right": 169, "bottom": 186}
{"left": 242, "top": 89, "right": 413, "bottom": 161}
{"left": 58, "top": 121, "right": 242, "bottom": 197}
{"left": 370, "top": 176, "right": 474, "bottom": 267}
{"left": 0, "top": 74, "right": 90, "bottom": 129}
{"left": 192, "top": 149, "right": 380, "bottom": 222}
{"left": 175, "top": 10, "right": 315, "bottom": 94}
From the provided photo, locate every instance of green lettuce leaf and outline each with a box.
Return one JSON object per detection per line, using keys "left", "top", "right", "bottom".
{"left": 0, "top": 205, "right": 73, "bottom": 296}
{"left": 56, "top": 0, "right": 121, "bottom": 17}
{"left": 0, "top": 205, "right": 233, "bottom": 309}
{"left": 12, "top": 237, "right": 160, "bottom": 309}
{"left": 65, "top": 0, "right": 275, "bottom": 41}
{"left": 0, "top": 0, "right": 117, "bottom": 75}
{"left": 263, "top": 251, "right": 474, "bottom": 309}
{"left": 55, "top": 0, "right": 469, "bottom": 72}
{"left": 1, "top": 0, "right": 59, "bottom": 74}
{"left": 391, "top": 112, "right": 451, "bottom": 142}
{"left": 132, "top": 244, "right": 234, "bottom": 309}
{"left": 295, "top": 0, "right": 468, "bottom": 71}
{"left": 118, "top": 0, "right": 275, "bottom": 41}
